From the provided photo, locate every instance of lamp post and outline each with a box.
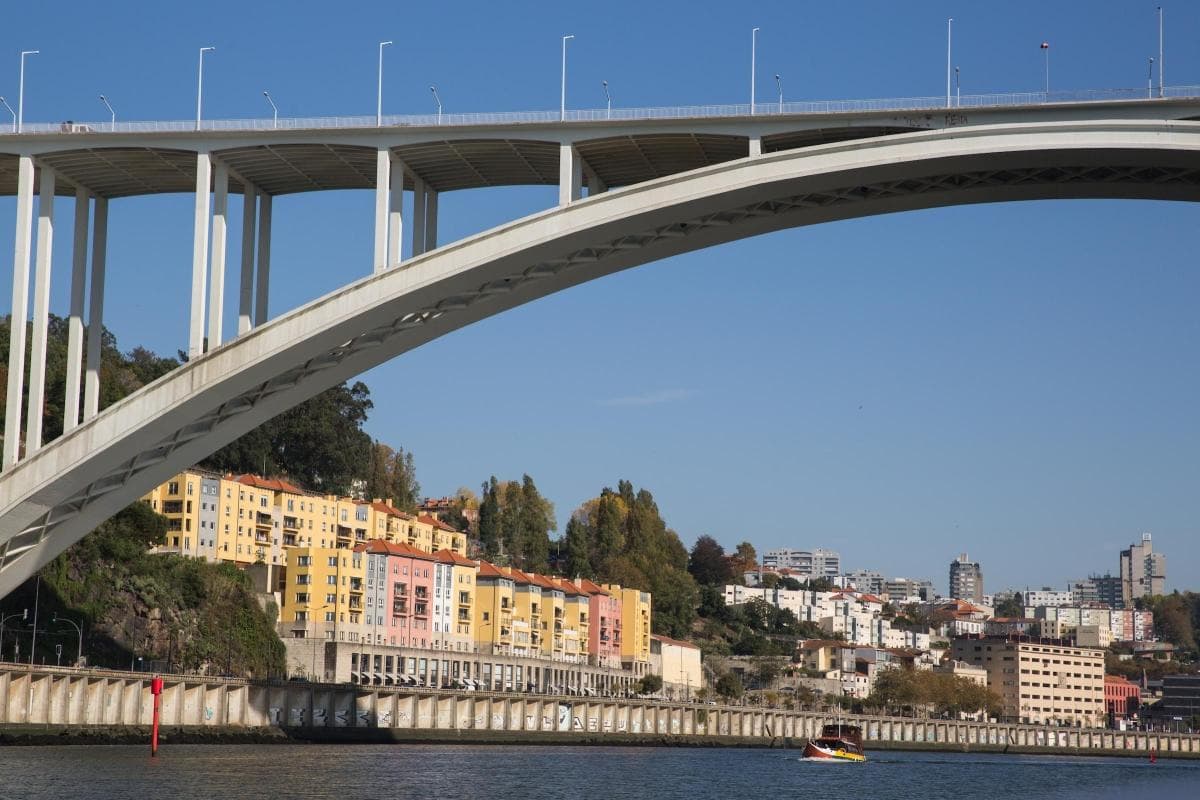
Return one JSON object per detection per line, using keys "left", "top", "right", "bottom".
{"left": 1158, "top": 6, "right": 1164, "bottom": 98}
{"left": 196, "top": 46, "right": 215, "bottom": 131}
{"left": 602, "top": 80, "right": 611, "bottom": 119}
{"left": 376, "top": 41, "right": 392, "bottom": 126}
{"left": 99, "top": 94, "right": 115, "bottom": 128}
{"left": 946, "top": 18, "right": 953, "bottom": 109}
{"left": 0, "top": 97, "right": 14, "bottom": 132}
{"left": 1, "top": 609, "right": 27, "bottom": 660}
{"left": 1148, "top": 57, "right": 1155, "bottom": 99}
{"left": 28, "top": 575, "right": 40, "bottom": 666}
{"left": 430, "top": 85, "right": 442, "bottom": 125}
{"left": 750, "top": 27, "right": 759, "bottom": 115}
{"left": 560, "top": 34, "right": 574, "bottom": 122}
{"left": 52, "top": 613, "right": 83, "bottom": 667}
{"left": 18, "top": 49, "right": 38, "bottom": 134}
{"left": 775, "top": 73, "right": 783, "bottom": 112}
{"left": 1040, "top": 41, "right": 1050, "bottom": 98}
{"left": 955, "top": 66, "right": 961, "bottom": 107}
{"left": 262, "top": 91, "right": 278, "bottom": 128}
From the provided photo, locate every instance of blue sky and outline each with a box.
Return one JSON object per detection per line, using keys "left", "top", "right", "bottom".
{"left": 1, "top": 1, "right": 1196, "bottom": 593}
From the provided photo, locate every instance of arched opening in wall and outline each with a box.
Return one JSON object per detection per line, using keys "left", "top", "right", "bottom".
{"left": 762, "top": 126, "right": 922, "bottom": 154}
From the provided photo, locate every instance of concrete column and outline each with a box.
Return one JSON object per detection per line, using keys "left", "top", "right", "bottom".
{"left": 388, "top": 157, "right": 405, "bottom": 266}
{"left": 373, "top": 148, "right": 391, "bottom": 273}
{"left": 558, "top": 143, "right": 583, "bottom": 205}
{"left": 749, "top": 136, "right": 762, "bottom": 156}
{"left": 237, "top": 187, "right": 256, "bottom": 334}
{"left": 188, "top": 152, "right": 212, "bottom": 359}
{"left": 63, "top": 188, "right": 90, "bottom": 433}
{"left": 3, "top": 155, "right": 36, "bottom": 469}
{"left": 254, "top": 193, "right": 272, "bottom": 326}
{"left": 83, "top": 198, "right": 108, "bottom": 421}
{"left": 586, "top": 169, "right": 605, "bottom": 196}
{"left": 207, "top": 161, "right": 228, "bottom": 349}
{"left": 25, "top": 166, "right": 56, "bottom": 453}
{"left": 411, "top": 176, "right": 426, "bottom": 256}
{"left": 424, "top": 190, "right": 438, "bottom": 250}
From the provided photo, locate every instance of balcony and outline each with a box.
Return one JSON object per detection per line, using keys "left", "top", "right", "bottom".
{"left": 162, "top": 501, "right": 183, "bottom": 514}
{"left": 393, "top": 602, "right": 409, "bottom": 615}
{"left": 415, "top": 587, "right": 428, "bottom": 599}
{"left": 349, "top": 579, "right": 363, "bottom": 592}
{"left": 256, "top": 512, "right": 272, "bottom": 526}
{"left": 282, "top": 516, "right": 299, "bottom": 530}
{"left": 414, "top": 603, "right": 429, "bottom": 618}
{"left": 458, "top": 610, "right": 471, "bottom": 622}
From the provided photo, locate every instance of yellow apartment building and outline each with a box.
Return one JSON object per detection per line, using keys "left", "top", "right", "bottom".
{"left": 507, "top": 568, "right": 542, "bottom": 658}
{"left": 474, "top": 561, "right": 516, "bottom": 655}
{"left": 559, "top": 578, "right": 589, "bottom": 664}
{"left": 280, "top": 546, "right": 366, "bottom": 643}
{"left": 531, "top": 574, "right": 566, "bottom": 661}
{"left": 606, "top": 584, "right": 653, "bottom": 674}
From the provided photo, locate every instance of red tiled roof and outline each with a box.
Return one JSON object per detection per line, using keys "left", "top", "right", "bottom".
{"left": 433, "top": 548, "right": 477, "bottom": 567}
{"left": 476, "top": 560, "right": 509, "bottom": 580}
{"left": 528, "top": 573, "right": 560, "bottom": 591}
{"left": 576, "top": 578, "right": 609, "bottom": 596}
{"left": 234, "top": 474, "right": 308, "bottom": 495}
{"left": 370, "top": 500, "right": 412, "bottom": 519}
{"left": 553, "top": 578, "right": 583, "bottom": 597}
{"left": 417, "top": 514, "right": 460, "bottom": 533}
{"left": 356, "top": 539, "right": 437, "bottom": 561}
{"left": 650, "top": 633, "right": 699, "bottom": 650}
{"left": 504, "top": 567, "right": 534, "bottom": 586}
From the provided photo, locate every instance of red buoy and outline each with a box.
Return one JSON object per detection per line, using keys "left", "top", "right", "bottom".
{"left": 150, "top": 676, "right": 164, "bottom": 757}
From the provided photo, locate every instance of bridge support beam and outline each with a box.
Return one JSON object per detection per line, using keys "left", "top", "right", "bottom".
{"left": 388, "top": 156, "right": 405, "bottom": 266}
{"left": 425, "top": 189, "right": 438, "bottom": 250}
{"left": 63, "top": 188, "right": 90, "bottom": 433}
{"left": 26, "top": 166, "right": 56, "bottom": 453}
{"left": 749, "top": 136, "right": 762, "bottom": 156}
{"left": 254, "top": 193, "right": 272, "bottom": 326}
{"left": 373, "top": 148, "right": 391, "bottom": 273}
{"left": 83, "top": 197, "right": 108, "bottom": 421}
{"left": 586, "top": 168, "right": 606, "bottom": 196}
{"left": 3, "top": 155, "right": 35, "bottom": 469}
{"left": 559, "top": 143, "right": 583, "bottom": 205}
{"left": 238, "top": 186, "right": 257, "bottom": 335}
{"left": 189, "top": 152, "right": 212, "bottom": 359}
{"left": 411, "top": 176, "right": 427, "bottom": 256}
{"left": 207, "top": 161, "right": 229, "bottom": 349}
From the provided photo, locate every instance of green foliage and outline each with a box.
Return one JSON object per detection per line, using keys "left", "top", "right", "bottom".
{"left": 7, "top": 503, "right": 285, "bottom": 676}
{"left": 477, "top": 474, "right": 556, "bottom": 572}
{"left": 994, "top": 594, "right": 1025, "bottom": 618}
{"left": 1142, "top": 592, "right": 1199, "bottom": 655}
{"left": 636, "top": 673, "right": 664, "bottom": 694}
{"left": 559, "top": 480, "right": 698, "bottom": 638}
{"left": 688, "top": 535, "right": 734, "bottom": 587}
{"left": 478, "top": 476, "right": 501, "bottom": 560}
{"left": 202, "top": 381, "right": 374, "bottom": 496}
{"left": 364, "top": 443, "right": 421, "bottom": 511}
{"left": 866, "top": 667, "right": 1002, "bottom": 718}
{"left": 715, "top": 671, "right": 743, "bottom": 699}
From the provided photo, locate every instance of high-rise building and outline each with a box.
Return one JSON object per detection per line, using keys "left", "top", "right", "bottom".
{"left": 949, "top": 553, "right": 983, "bottom": 603}
{"left": 1119, "top": 533, "right": 1166, "bottom": 606}
{"left": 762, "top": 548, "right": 841, "bottom": 578}
{"left": 1072, "top": 574, "right": 1124, "bottom": 608}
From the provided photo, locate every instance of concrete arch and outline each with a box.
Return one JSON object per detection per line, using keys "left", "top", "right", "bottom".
{"left": 1, "top": 119, "right": 1199, "bottom": 596}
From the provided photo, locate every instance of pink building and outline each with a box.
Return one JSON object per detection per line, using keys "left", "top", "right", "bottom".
{"left": 359, "top": 540, "right": 435, "bottom": 649}
{"left": 578, "top": 578, "right": 622, "bottom": 668}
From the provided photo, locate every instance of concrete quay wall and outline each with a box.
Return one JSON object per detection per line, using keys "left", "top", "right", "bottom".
{"left": 1, "top": 665, "right": 1197, "bottom": 758}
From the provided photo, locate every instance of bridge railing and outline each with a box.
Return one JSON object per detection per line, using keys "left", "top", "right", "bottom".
{"left": 4, "top": 85, "right": 1199, "bottom": 136}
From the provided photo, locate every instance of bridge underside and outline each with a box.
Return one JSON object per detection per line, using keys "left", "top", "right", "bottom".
{"left": 1, "top": 121, "right": 1198, "bottom": 597}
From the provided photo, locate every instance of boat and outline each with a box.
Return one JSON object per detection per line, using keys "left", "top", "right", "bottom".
{"left": 802, "top": 723, "right": 867, "bottom": 762}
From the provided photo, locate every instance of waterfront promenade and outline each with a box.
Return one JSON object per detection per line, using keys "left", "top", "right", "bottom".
{"left": 1, "top": 663, "right": 1196, "bottom": 758}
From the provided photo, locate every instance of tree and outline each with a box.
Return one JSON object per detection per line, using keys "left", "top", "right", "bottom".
{"left": 688, "top": 535, "right": 734, "bottom": 587}
{"left": 753, "top": 657, "right": 782, "bottom": 688}
{"left": 364, "top": 442, "right": 421, "bottom": 510}
{"left": 715, "top": 672, "right": 743, "bottom": 700}
{"left": 636, "top": 674, "right": 663, "bottom": 695}
{"left": 562, "top": 516, "right": 592, "bottom": 578}
{"left": 729, "top": 541, "right": 758, "bottom": 576}
{"left": 994, "top": 594, "right": 1025, "bottom": 619}
{"left": 778, "top": 576, "right": 802, "bottom": 591}
{"left": 478, "top": 477, "right": 501, "bottom": 560}
{"left": 516, "top": 474, "right": 555, "bottom": 572}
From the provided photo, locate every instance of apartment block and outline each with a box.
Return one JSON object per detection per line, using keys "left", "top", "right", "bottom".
{"left": 761, "top": 548, "right": 841, "bottom": 578}
{"left": 949, "top": 553, "right": 983, "bottom": 603}
{"left": 606, "top": 584, "right": 652, "bottom": 674}
{"left": 1119, "top": 532, "right": 1166, "bottom": 606}
{"left": 951, "top": 637, "right": 1105, "bottom": 727}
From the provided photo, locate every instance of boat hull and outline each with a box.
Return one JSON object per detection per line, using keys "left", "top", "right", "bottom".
{"left": 802, "top": 740, "right": 867, "bottom": 762}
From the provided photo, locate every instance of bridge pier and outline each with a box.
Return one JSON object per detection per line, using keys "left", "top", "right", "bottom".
{"left": 63, "top": 187, "right": 90, "bottom": 433}
{"left": 255, "top": 193, "right": 272, "bottom": 326}
{"left": 26, "top": 166, "right": 56, "bottom": 453}
{"left": 3, "top": 155, "right": 36, "bottom": 469}
{"left": 238, "top": 186, "right": 257, "bottom": 334}
{"left": 374, "top": 148, "right": 391, "bottom": 273}
{"left": 559, "top": 142, "right": 583, "bottom": 205}
{"left": 412, "top": 176, "right": 427, "bottom": 255}
{"left": 208, "top": 161, "right": 229, "bottom": 348}
{"left": 83, "top": 197, "right": 108, "bottom": 421}
{"left": 388, "top": 155, "right": 405, "bottom": 266}
{"left": 189, "top": 152, "right": 212, "bottom": 359}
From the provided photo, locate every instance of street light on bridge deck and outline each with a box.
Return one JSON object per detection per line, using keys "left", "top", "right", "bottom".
{"left": 0, "top": 97, "right": 15, "bottom": 132}
{"left": 263, "top": 91, "right": 278, "bottom": 129}
{"left": 430, "top": 85, "right": 442, "bottom": 125}
{"left": 99, "top": 94, "right": 115, "bottom": 128}
{"left": 196, "top": 46, "right": 215, "bottom": 131}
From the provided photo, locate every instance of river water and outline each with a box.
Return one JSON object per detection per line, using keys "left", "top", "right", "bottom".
{"left": 0, "top": 744, "right": 1196, "bottom": 799}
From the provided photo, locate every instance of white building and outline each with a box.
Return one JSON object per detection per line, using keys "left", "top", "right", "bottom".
{"left": 761, "top": 548, "right": 841, "bottom": 578}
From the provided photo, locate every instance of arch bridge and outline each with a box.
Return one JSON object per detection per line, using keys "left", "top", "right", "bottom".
{"left": 2, "top": 90, "right": 1200, "bottom": 597}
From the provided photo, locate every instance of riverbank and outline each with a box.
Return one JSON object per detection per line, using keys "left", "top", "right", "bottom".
{"left": 2, "top": 723, "right": 1196, "bottom": 759}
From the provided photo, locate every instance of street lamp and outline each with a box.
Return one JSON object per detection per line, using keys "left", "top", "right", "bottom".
{"left": 0, "top": 609, "right": 27, "bottom": 659}
{"left": 196, "top": 46, "right": 215, "bottom": 131}
{"left": 750, "top": 27, "right": 759, "bottom": 115}
{"left": 18, "top": 49, "right": 39, "bottom": 134}
{"left": 774, "top": 73, "right": 783, "bottom": 112}
{"left": 99, "top": 94, "right": 115, "bottom": 128}
{"left": 0, "top": 97, "right": 14, "bottom": 132}
{"left": 377, "top": 41, "right": 392, "bottom": 126}
{"left": 1147, "top": 57, "right": 1155, "bottom": 99}
{"left": 560, "top": 34, "right": 575, "bottom": 122}
{"left": 263, "top": 91, "right": 278, "bottom": 129}
{"left": 602, "top": 80, "right": 611, "bottom": 119}
{"left": 1040, "top": 41, "right": 1050, "bottom": 98}
{"left": 955, "top": 66, "right": 961, "bottom": 107}
{"left": 946, "top": 18, "right": 953, "bottom": 109}
{"left": 52, "top": 613, "right": 83, "bottom": 667}
{"left": 430, "top": 85, "right": 442, "bottom": 125}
